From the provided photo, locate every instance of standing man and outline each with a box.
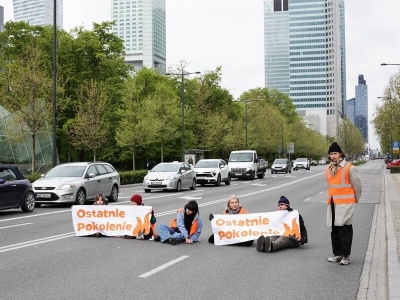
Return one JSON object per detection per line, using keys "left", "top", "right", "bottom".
{"left": 325, "top": 142, "right": 362, "bottom": 265}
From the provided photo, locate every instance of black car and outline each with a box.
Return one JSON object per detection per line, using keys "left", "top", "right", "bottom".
{"left": 0, "top": 165, "right": 35, "bottom": 212}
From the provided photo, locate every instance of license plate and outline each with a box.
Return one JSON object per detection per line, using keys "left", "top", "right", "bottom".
{"left": 151, "top": 181, "right": 162, "bottom": 186}
{"left": 235, "top": 173, "right": 242, "bottom": 176}
{"left": 36, "top": 193, "right": 51, "bottom": 198}
{"left": 197, "top": 177, "right": 205, "bottom": 180}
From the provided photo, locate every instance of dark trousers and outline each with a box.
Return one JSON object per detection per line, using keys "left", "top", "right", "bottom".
{"left": 270, "top": 236, "right": 300, "bottom": 252}
{"left": 331, "top": 225, "right": 353, "bottom": 257}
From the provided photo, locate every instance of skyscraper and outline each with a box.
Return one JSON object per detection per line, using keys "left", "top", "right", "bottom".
{"left": 0, "top": 5, "right": 4, "bottom": 32}
{"left": 13, "top": 0, "right": 63, "bottom": 28}
{"left": 354, "top": 75, "right": 368, "bottom": 142}
{"left": 112, "top": 0, "right": 166, "bottom": 73}
{"left": 264, "top": 0, "right": 346, "bottom": 138}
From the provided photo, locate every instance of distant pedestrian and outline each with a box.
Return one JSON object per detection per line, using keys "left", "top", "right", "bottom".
{"left": 325, "top": 142, "right": 362, "bottom": 265}
{"left": 256, "top": 196, "right": 308, "bottom": 253}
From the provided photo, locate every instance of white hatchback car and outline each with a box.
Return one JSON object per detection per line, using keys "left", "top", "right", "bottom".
{"left": 143, "top": 162, "right": 196, "bottom": 193}
{"left": 194, "top": 159, "right": 231, "bottom": 186}
{"left": 32, "top": 162, "right": 120, "bottom": 206}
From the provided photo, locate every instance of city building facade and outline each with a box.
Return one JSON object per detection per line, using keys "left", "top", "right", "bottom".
{"left": 264, "top": 0, "right": 346, "bottom": 138}
{"left": 0, "top": 5, "right": 4, "bottom": 32}
{"left": 112, "top": 0, "right": 166, "bottom": 74}
{"left": 13, "top": 0, "right": 63, "bottom": 28}
{"left": 354, "top": 75, "right": 368, "bottom": 141}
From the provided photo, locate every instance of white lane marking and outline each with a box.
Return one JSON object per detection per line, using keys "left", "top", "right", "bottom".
{"left": 179, "top": 196, "right": 202, "bottom": 200}
{"left": 138, "top": 256, "right": 189, "bottom": 278}
{"left": 0, "top": 232, "right": 75, "bottom": 253}
{"left": 304, "top": 198, "right": 311, "bottom": 202}
{"left": 0, "top": 223, "right": 33, "bottom": 230}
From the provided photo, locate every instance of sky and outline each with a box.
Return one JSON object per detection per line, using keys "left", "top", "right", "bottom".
{"left": 0, "top": 0, "right": 399, "bottom": 150}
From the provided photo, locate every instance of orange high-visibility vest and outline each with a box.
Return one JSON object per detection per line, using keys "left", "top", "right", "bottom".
{"left": 169, "top": 209, "right": 199, "bottom": 236}
{"left": 325, "top": 162, "right": 356, "bottom": 204}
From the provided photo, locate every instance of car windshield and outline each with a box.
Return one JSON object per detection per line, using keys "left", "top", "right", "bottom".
{"left": 296, "top": 158, "right": 307, "bottom": 162}
{"left": 45, "top": 166, "right": 86, "bottom": 177}
{"left": 151, "top": 164, "right": 180, "bottom": 172}
{"left": 274, "top": 159, "right": 287, "bottom": 164}
{"left": 195, "top": 161, "right": 218, "bottom": 168}
{"left": 229, "top": 153, "right": 253, "bottom": 162}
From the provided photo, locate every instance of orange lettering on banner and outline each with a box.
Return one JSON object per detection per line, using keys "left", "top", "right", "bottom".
{"left": 215, "top": 216, "right": 270, "bottom": 227}
{"left": 77, "top": 222, "right": 133, "bottom": 231}
{"left": 76, "top": 208, "right": 125, "bottom": 218}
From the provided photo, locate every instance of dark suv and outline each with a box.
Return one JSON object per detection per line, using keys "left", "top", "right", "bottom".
{"left": 271, "top": 159, "right": 291, "bottom": 174}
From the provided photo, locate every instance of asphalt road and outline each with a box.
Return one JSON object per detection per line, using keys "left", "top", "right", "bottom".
{"left": 0, "top": 161, "right": 382, "bottom": 300}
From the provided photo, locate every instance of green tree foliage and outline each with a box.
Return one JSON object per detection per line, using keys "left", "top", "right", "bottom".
{"left": 337, "top": 117, "right": 365, "bottom": 160}
{"left": 0, "top": 41, "right": 53, "bottom": 172}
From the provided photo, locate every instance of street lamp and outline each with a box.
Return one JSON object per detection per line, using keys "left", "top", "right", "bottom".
{"left": 239, "top": 99, "right": 263, "bottom": 149}
{"left": 52, "top": 0, "right": 57, "bottom": 167}
{"left": 381, "top": 63, "right": 400, "bottom": 66}
{"left": 165, "top": 70, "right": 200, "bottom": 162}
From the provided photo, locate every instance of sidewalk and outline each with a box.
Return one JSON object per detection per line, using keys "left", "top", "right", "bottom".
{"left": 357, "top": 170, "right": 400, "bottom": 299}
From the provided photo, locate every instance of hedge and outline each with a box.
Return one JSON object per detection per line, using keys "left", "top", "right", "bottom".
{"left": 390, "top": 166, "right": 400, "bottom": 174}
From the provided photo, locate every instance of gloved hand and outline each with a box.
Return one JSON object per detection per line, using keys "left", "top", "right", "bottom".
{"left": 209, "top": 213, "right": 214, "bottom": 221}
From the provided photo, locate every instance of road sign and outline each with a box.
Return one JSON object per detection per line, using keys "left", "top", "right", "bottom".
{"left": 393, "top": 141, "right": 399, "bottom": 154}
{"left": 287, "top": 143, "right": 294, "bottom": 154}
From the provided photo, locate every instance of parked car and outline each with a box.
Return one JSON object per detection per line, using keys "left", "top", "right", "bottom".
{"left": 194, "top": 159, "right": 231, "bottom": 186}
{"left": 0, "top": 165, "right": 35, "bottom": 212}
{"left": 293, "top": 158, "right": 310, "bottom": 171}
{"left": 32, "top": 162, "right": 120, "bottom": 206}
{"left": 271, "top": 159, "right": 291, "bottom": 174}
{"left": 387, "top": 159, "right": 400, "bottom": 169}
{"left": 310, "top": 160, "right": 318, "bottom": 166}
{"left": 143, "top": 162, "right": 196, "bottom": 193}
{"left": 318, "top": 159, "right": 327, "bottom": 165}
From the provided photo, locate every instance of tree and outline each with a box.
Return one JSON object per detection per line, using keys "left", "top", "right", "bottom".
{"left": 68, "top": 80, "right": 108, "bottom": 161}
{"left": 0, "top": 42, "right": 53, "bottom": 172}
{"left": 337, "top": 118, "right": 365, "bottom": 160}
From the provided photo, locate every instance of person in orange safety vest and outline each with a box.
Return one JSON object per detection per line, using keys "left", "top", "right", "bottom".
{"left": 325, "top": 142, "right": 362, "bottom": 266}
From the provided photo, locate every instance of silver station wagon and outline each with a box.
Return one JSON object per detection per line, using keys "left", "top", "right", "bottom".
{"left": 32, "top": 162, "right": 120, "bottom": 206}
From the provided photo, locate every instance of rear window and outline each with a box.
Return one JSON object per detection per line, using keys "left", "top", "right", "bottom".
{"left": 103, "top": 164, "right": 116, "bottom": 173}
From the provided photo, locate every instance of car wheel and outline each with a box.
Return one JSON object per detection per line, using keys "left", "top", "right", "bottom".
{"left": 250, "top": 171, "right": 255, "bottom": 180}
{"left": 190, "top": 179, "right": 196, "bottom": 190}
{"left": 21, "top": 191, "right": 35, "bottom": 212}
{"left": 271, "top": 170, "right": 274, "bottom": 174}
{"left": 176, "top": 180, "right": 182, "bottom": 192}
{"left": 225, "top": 174, "right": 231, "bottom": 185}
{"left": 75, "top": 188, "right": 86, "bottom": 205}
{"left": 108, "top": 185, "right": 119, "bottom": 202}
{"left": 35, "top": 203, "right": 42, "bottom": 208}
{"left": 215, "top": 175, "right": 221, "bottom": 186}
{"left": 144, "top": 189, "right": 151, "bottom": 193}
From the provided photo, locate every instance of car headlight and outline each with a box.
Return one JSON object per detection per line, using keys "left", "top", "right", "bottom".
{"left": 167, "top": 175, "right": 179, "bottom": 180}
{"left": 57, "top": 184, "right": 76, "bottom": 190}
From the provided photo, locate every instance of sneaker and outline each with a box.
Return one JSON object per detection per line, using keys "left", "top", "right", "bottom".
{"left": 169, "top": 238, "right": 179, "bottom": 245}
{"left": 256, "top": 236, "right": 266, "bottom": 252}
{"left": 136, "top": 235, "right": 144, "bottom": 240}
{"left": 264, "top": 236, "right": 272, "bottom": 253}
{"left": 339, "top": 256, "right": 350, "bottom": 265}
{"left": 327, "top": 255, "right": 343, "bottom": 262}
{"left": 154, "top": 235, "right": 161, "bottom": 242}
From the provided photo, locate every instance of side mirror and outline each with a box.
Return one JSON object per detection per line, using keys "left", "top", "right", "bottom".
{"left": 86, "top": 173, "right": 96, "bottom": 178}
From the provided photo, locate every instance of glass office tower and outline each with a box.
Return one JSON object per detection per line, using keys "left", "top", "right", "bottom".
{"left": 0, "top": 6, "right": 4, "bottom": 32}
{"left": 112, "top": 0, "right": 166, "bottom": 73}
{"left": 13, "top": 0, "right": 63, "bottom": 28}
{"left": 354, "top": 75, "right": 368, "bottom": 142}
{"left": 264, "top": 0, "right": 346, "bottom": 137}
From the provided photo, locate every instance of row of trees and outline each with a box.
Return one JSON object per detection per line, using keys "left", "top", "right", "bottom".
{"left": 372, "top": 71, "right": 400, "bottom": 156}
{"left": 0, "top": 21, "right": 365, "bottom": 172}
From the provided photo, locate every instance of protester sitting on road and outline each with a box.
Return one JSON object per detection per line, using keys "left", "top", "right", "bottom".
{"left": 93, "top": 193, "right": 107, "bottom": 205}
{"left": 156, "top": 200, "right": 202, "bottom": 245}
{"left": 256, "top": 196, "right": 308, "bottom": 253}
{"left": 208, "top": 195, "right": 253, "bottom": 246}
{"left": 124, "top": 194, "right": 157, "bottom": 240}
{"left": 91, "top": 194, "right": 107, "bottom": 237}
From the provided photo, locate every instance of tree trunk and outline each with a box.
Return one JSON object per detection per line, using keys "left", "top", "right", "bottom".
{"left": 132, "top": 147, "right": 136, "bottom": 171}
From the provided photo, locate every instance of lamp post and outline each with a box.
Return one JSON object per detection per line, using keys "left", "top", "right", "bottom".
{"left": 378, "top": 96, "right": 393, "bottom": 157}
{"left": 165, "top": 70, "right": 200, "bottom": 162}
{"left": 52, "top": 0, "right": 57, "bottom": 167}
{"left": 381, "top": 63, "right": 400, "bottom": 66}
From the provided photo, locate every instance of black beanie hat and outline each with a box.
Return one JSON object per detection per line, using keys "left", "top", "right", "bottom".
{"left": 185, "top": 200, "right": 198, "bottom": 213}
{"left": 328, "top": 142, "right": 342, "bottom": 154}
{"left": 278, "top": 196, "right": 290, "bottom": 206}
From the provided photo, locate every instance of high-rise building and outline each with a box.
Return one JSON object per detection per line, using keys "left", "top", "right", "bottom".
{"left": 112, "top": 0, "right": 166, "bottom": 74}
{"left": 346, "top": 97, "right": 355, "bottom": 124}
{"left": 0, "top": 5, "right": 4, "bottom": 32}
{"left": 13, "top": 0, "right": 63, "bottom": 28}
{"left": 354, "top": 75, "right": 368, "bottom": 141}
{"left": 264, "top": 0, "right": 346, "bottom": 138}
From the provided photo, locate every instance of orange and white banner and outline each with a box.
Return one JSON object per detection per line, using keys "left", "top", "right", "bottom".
{"left": 71, "top": 205, "right": 153, "bottom": 237}
{"left": 211, "top": 210, "right": 301, "bottom": 245}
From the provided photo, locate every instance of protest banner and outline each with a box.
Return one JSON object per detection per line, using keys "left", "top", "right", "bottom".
{"left": 211, "top": 210, "right": 301, "bottom": 246}
{"left": 71, "top": 205, "right": 152, "bottom": 237}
